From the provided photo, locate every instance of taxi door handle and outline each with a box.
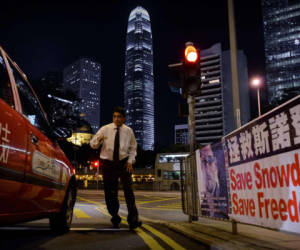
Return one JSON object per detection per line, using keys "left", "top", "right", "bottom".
{"left": 30, "top": 133, "right": 39, "bottom": 146}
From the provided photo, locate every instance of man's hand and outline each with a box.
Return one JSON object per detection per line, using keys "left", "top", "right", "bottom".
{"left": 125, "top": 162, "right": 133, "bottom": 173}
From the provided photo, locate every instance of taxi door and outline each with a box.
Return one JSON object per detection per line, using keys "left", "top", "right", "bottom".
{"left": 0, "top": 51, "right": 28, "bottom": 214}
{"left": 7, "top": 59, "right": 62, "bottom": 212}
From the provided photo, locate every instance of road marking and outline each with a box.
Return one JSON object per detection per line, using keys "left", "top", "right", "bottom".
{"left": 75, "top": 204, "right": 98, "bottom": 207}
{"left": 137, "top": 197, "right": 179, "bottom": 205}
{"left": 78, "top": 196, "right": 164, "bottom": 250}
{"left": 93, "top": 206, "right": 164, "bottom": 250}
{"left": 70, "top": 228, "right": 131, "bottom": 231}
{"left": 117, "top": 213, "right": 165, "bottom": 250}
{"left": 74, "top": 208, "right": 91, "bottom": 218}
{"left": 139, "top": 206, "right": 181, "bottom": 211}
{"left": 78, "top": 196, "right": 186, "bottom": 250}
{"left": 134, "top": 228, "right": 164, "bottom": 250}
{"left": 157, "top": 203, "right": 182, "bottom": 209}
{"left": 142, "top": 224, "right": 186, "bottom": 250}
{"left": 77, "top": 196, "right": 106, "bottom": 207}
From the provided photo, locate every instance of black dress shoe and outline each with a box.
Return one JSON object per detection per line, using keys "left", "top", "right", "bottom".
{"left": 111, "top": 215, "right": 121, "bottom": 229}
{"left": 112, "top": 223, "right": 120, "bottom": 229}
{"left": 129, "top": 220, "right": 142, "bottom": 230}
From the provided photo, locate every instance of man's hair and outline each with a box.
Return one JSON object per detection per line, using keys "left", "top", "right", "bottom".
{"left": 113, "top": 106, "right": 126, "bottom": 117}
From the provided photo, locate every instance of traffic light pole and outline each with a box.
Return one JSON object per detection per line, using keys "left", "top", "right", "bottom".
{"left": 187, "top": 95, "right": 195, "bottom": 153}
{"left": 168, "top": 42, "right": 201, "bottom": 222}
{"left": 187, "top": 94, "right": 198, "bottom": 222}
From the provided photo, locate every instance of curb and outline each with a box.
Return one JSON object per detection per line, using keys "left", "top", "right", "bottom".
{"left": 162, "top": 222, "right": 292, "bottom": 250}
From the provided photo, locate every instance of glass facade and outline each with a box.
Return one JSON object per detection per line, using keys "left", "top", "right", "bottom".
{"left": 262, "top": 0, "right": 300, "bottom": 104}
{"left": 194, "top": 43, "right": 250, "bottom": 145}
{"left": 63, "top": 58, "right": 101, "bottom": 133}
{"left": 124, "top": 6, "right": 154, "bottom": 150}
{"left": 175, "top": 124, "right": 189, "bottom": 145}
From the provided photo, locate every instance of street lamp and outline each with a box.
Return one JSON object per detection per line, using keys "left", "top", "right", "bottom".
{"left": 251, "top": 77, "right": 262, "bottom": 117}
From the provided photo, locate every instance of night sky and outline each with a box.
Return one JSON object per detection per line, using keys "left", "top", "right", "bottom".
{"left": 0, "top": 0, "right": 265, "bottom": 147}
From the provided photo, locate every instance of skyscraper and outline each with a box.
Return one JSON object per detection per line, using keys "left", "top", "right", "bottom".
{"left": 63, "top": 58, "right": 101, "bottom": 134}
{"left": 194, "top": 43, "right": 250, "bottom": 145}
{"left": 262, "top": 0, "right": 300, "bottom": 104}
{"left": 124, "top": 6, "right": 154, "bottom": 150}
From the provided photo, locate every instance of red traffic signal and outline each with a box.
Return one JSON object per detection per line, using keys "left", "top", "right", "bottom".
{"left": 92, "top": 160, "right": 100, "bottom": 168}
{"left": 168, "top": 41, "right": 202, "bottom": 97}
{"left": 185, "top": 45, "right": 198, "bottom": 63}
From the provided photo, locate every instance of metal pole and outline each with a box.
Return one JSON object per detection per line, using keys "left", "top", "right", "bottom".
{"left": 187, "top": 95, "right": 195, "bottom": 153}
{"left": 187, "top": 95, "right": 198, "bottom": 221}
{"left": 180, "top": 159, "right": 186, "bottom": 213}
{"left": 232, "top": 219, "right": 238, "bottom": 234}
{"left": 257, "top": 87, "right": 261, "bottom": 116}
{"left": 96, "top": 166, "right": 99, "bottom": 190}
{"left": 228, "top": 0, "right": 241, "bottom": 129}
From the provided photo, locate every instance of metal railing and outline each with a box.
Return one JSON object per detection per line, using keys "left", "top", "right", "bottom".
{"left": 180, "top": 153, "right": 199, "bottom": 220}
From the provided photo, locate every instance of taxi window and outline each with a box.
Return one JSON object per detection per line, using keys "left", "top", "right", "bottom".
{"left": 10, "top": 64, "right": 51, "bottom": 136}
{"left": 0, "top": 55, "right": 14, "bottom": 107}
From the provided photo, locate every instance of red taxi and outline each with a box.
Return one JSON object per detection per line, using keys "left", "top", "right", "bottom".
{"left": 0, "top": 46, "right": 77, "bottom": 232}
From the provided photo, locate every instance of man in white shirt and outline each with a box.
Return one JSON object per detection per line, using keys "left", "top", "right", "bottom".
{"left": 90, "top": 106, "right": 141, "bottom": 230}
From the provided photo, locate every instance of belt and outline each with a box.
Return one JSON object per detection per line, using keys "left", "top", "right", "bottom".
{"left": 101, "top": 157, "right": 128, "bottom": 164}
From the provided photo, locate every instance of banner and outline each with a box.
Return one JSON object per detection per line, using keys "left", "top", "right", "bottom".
{"left": 196, "top": 143, "right": 229, "bottom": 219}
{"left": 224, "top": 96, "right": 300, "bottom": 233}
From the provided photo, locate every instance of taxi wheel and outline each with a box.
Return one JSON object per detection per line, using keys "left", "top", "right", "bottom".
{"left": 49, "top": 186, "right": 75, "bottom": 233}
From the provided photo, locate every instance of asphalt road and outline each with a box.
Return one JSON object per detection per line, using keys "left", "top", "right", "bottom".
{"left": 0, "top": 190, "right": 207, "bottom": 250}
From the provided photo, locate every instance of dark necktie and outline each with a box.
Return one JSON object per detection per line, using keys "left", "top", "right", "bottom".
{"left": 113, "top": 127, "right": 120, "bottom": 162}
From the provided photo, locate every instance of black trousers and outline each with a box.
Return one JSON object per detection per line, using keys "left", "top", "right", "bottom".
{"left": 101, "top": 158, "right": 138, "bottom": 224}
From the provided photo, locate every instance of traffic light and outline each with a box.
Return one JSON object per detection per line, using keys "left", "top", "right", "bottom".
{"left": 92, "top": 160, "right": 100, "bottom": 168}
{"left": 184, "top": 44, "right": 199, "bottom": 63}
{"left": 168, "top": 42, "right": 202, "bottom": 97}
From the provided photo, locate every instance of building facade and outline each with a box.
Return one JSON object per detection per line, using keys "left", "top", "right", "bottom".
{"left": 175, "top": 124, "right": 189, "bottom": 145}
{"left": 262, "top": 0, "right": 300, "bottom": 104}
{"left": 63, "top": 58, "right": 101, "bottom": 134}
{"left": 194, "top": 43, "right": 250, "bottom": 145}
{"left": 124, "top": 6, "right": 154, "bottom": 150}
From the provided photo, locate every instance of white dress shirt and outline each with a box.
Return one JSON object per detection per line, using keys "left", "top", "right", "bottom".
{"left": 90, "top": 123, "right": 137, "bottom": 164}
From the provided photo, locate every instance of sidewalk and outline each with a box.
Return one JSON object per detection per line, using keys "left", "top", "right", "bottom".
{"left": 161, "top": 217, "right": 300, "bottom": 250}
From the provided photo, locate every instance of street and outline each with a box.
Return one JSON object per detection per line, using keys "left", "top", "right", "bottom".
{"left": 0, "top": 190, "right": 206, "bottom": 250}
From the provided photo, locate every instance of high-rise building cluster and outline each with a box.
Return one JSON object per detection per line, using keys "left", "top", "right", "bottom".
{"left": 45, "top": 6, "right": 155, "bottom": 149}
{"left": 262, "top": 0, "right": 300, "bottom": 104}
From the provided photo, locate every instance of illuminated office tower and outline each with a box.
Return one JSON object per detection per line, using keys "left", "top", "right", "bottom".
{"left": 194, "top": 43, "right": 250, "bottom": 145}
{"left": 262, "top": 0, "right": 300, "bottom": 104}
{"left": 124, "top": 6, "right": 154, "bottom": 150}
{"left": 63, "top": 58, "right": 101, "bottom": 134}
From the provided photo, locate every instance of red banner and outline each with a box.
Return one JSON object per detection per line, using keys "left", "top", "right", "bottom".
{"left": 225, "top": 96, "right": 300, "bottom": 233}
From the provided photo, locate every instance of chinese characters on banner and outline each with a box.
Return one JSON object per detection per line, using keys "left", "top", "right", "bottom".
{"left": 225, "top": 96, "right": 300, "bottom": 234}
{"left": 196, "top": 143, "right": 229, "bottom": 219}
{"left": 0, "top": 122, "right": 11, "bottom": 164}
